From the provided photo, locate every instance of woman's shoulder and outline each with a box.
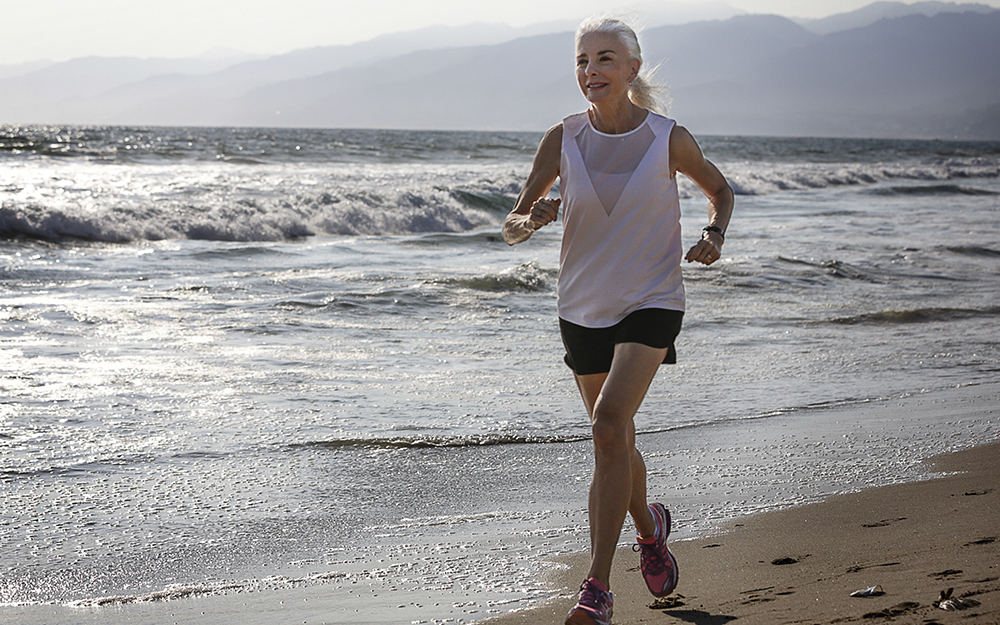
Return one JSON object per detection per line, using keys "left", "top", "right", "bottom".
{"left": 561, "top": 111, "right": 590, "bottom": 137}
{"left": 539, "top": 122, "right": 564, "bottom": 149}
{"left": 645, "top": 110, "right": 677, "bottom": 132}
{"left": 530, "top": 123, "right": 564, "bottom": 166}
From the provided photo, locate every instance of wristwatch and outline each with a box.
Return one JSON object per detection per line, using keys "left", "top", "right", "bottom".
{"left": 703, "top": 225, "right": 725, "bottom": 238}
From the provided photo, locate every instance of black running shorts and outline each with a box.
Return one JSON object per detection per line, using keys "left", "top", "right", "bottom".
{"left": 559, "top": 308, "right": 684, "bottom": 376}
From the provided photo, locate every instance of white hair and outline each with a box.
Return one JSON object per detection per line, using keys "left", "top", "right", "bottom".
{"left": 575, "top": 15, "right": 670, "bottom": 115}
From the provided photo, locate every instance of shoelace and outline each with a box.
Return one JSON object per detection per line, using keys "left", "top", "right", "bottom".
{"left": 634, "top": 540, "right": 667, "bottom": 575}
{"left": 577, "top": 580, "right": 610, "bottom": 611}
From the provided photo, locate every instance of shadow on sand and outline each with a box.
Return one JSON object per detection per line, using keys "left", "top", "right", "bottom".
{"left": 660, "top": 609, "right": 738, "bottom": 624}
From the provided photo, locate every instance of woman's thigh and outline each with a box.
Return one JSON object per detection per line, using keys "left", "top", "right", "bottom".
{"left": 576, "top": 342, "right": 667, "bottom": 427}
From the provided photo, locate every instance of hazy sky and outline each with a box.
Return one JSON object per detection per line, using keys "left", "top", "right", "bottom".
{"left": 3, "top": 0, "right": 998, "bottom": 65}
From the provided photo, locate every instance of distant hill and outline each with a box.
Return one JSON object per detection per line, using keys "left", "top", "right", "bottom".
{"left": 671, "top": 11, "right": 1000, "bottom": 138}
{"left": 0, "top": 59, "right": 54, "bottom": 80}
{"left": 1, "top": 3, "right": 998, "bottom": 139}
{"left": 795, "top": 0, "right": 997, "bottom": 34}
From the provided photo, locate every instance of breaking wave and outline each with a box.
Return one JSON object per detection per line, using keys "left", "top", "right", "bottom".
{"left": 5, "top": 124, "right": 1000, "bottom": 242}
{"left": 828, "top": 306, "right": 1000, "bottom": 325}
{"left": 435, "top": 261, "right": 555, "bottom": 293}
{"left": 867, "top": 183, "right": 999, "bottom": 196}
{"left": 722, "top": 159, "right": 999, "bottom": 196}
{"left": 0, "top": 184, "right": 514, "bottom": 242}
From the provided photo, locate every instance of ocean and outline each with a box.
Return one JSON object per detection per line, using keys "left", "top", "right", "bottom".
{"left": 2, "top": 124, "right": 999, "bottom": 623}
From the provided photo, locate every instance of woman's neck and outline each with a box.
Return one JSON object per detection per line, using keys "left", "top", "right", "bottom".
{"left": 588, "top": 101, "right": 647, "bottom": 135}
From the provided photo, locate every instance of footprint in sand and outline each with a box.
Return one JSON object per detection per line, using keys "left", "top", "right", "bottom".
{"left": 963, "top": 536, "right": 996, "bottom": 546}
{"left": 862, "top": 517, "right": 906, "bottom": 528}
{"left": 930, "top": 569, "right": 963, "bottom": 580}
{"left": 862, "top": 601, "right": 920, "bottom": 619}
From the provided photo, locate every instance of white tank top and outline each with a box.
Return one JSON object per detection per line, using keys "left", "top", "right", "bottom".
{"left": 557, "top": 110, "right": 685, "bottom": 327}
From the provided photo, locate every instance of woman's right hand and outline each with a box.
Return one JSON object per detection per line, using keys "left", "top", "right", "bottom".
{"left": 528, "top": 197, "right": 561, "bottom": 230}
{"left": 502, "top": 123, "right": 562, "bottom": 245}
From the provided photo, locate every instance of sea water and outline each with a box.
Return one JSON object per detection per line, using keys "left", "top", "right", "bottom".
{"left": 2, "top": 125, "right": 999, "bottom": 621}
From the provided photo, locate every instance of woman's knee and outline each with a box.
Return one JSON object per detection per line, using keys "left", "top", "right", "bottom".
{"left": 591, "top": 404, "right": 632, "bottom": 457}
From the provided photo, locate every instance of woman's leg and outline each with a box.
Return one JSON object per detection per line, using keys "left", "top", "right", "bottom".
{"left": 573, "top": 342, "right": 666, "bottom": 588}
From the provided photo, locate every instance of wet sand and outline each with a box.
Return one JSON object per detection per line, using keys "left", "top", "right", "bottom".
{"left": 482, "top": 441, "right": 1000, "bottom": 625}
{"left": 6, "top": 387, "right": 998, "bottom": 625}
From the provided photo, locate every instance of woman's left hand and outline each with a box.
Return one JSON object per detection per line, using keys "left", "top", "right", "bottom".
{"left": 685, "top": 232, "right": 723, "bottom": 265}
{"left": 671, "top": 125, "right": 733, "bottom": 267}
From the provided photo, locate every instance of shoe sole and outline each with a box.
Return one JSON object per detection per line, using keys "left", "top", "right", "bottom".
{"left": 652, "top": 549, "right": 679, "bottom": 597}
{"left": 566, "top": 608, "right": 607, "bottom": 625}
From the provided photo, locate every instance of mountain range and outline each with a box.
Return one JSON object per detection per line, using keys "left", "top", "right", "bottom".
{"left": 1, "top": 1, "right": 998, "bottom": 139}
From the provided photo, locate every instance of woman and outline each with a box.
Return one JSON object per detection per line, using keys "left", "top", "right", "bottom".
{"left": 502, "top": 16, "right": 734, "bottom": 625}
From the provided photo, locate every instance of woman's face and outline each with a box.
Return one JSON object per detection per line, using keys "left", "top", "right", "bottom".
{"left": 575, "top": 32, "right": 639, "bottom": 106}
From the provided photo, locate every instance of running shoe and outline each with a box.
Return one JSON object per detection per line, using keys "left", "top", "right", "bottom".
{"left": 565, "top": 577, "right": 613, "bottom": 625}
{"left": 634, "top": 502, "right": 678, "bottom": 597}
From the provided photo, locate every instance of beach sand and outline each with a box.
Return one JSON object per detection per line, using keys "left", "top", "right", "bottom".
{"left": 6, "top": 386, "right": 997, "bottom": 625}
{"left": 483, "top": 440, "right": 1000, "bottom": 625}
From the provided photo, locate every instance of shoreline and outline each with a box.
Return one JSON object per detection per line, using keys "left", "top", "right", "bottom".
{"left": 480, "top": 440, "right": 1000, "bottom": 625}
{"left": 5, "top": 384, "right": 998, "bottom": 625}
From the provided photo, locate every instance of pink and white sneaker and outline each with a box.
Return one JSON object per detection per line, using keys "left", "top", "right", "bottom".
{"left": 565, "top": 577, "right": 613, "bottom": 625}
{"left": 634, "top": 503, "right": 679, "bottom": 597}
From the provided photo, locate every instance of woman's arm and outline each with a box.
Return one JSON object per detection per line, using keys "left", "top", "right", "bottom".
{"left": 502, "top": 124, "right": 563, "bottom": 245}
{"left": 670, "top": 125, "right": 734, "bottom": 265}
